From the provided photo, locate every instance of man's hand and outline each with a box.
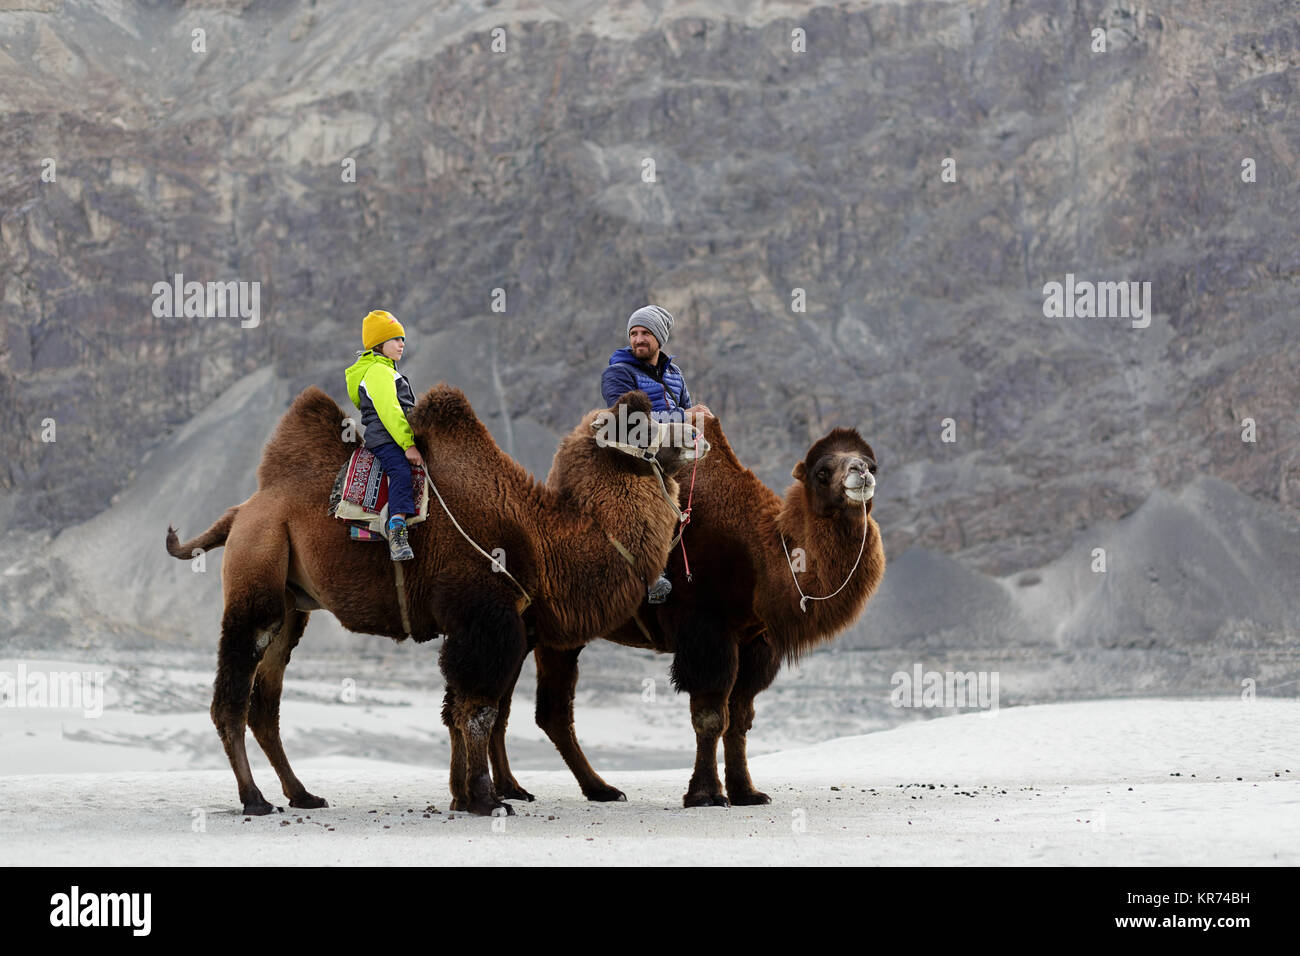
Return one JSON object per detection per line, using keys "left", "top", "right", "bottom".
{"left": 687, "top": 404, "right": 713, "bottom": 424}
{"left": 405, "top": 445, "right": 425, "bottom": 467}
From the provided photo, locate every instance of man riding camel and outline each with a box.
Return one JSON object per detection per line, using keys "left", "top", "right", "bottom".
{"left": 601, "top": 305, "right": 711, "bottom": 603}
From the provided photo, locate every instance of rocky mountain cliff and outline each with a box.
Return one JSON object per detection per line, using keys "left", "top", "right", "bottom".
{"left": 1, "top": 0, "right": 1297, "bottom": 691}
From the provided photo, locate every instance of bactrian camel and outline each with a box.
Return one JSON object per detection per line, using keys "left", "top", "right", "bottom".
{"left": 166, "top": 386, "right": 708, "bottom": 816}
{"left": 489, "top": 415, "right": 884, "bottom": 807}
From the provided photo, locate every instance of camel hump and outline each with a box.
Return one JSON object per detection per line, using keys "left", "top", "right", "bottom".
{"left": 281, "top": 386, "right": 346, "bottom": 436}
{"left": 409, "top": 384, "right": 480, "bottom": 435}
{"left": 258, "top": 386, "right": 350, "bottom": 488}
{"left": 274, "top": 387, "right": 346, "bottom": 440}
{"left": 699, "top": 413, "right": 742, "bottom": 468}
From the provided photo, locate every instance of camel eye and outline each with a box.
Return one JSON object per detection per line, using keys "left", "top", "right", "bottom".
{"left": 816, "top": 469, "right": 829, "bottom": 483}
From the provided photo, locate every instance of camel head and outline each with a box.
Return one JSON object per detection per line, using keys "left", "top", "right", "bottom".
{"left": 791, "top": 427, "right": 877, "bottom": 517}
{"left": 587, "top": 390, "right": 711, "bottom": 479}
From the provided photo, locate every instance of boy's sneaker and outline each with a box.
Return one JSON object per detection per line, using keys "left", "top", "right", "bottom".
{"left": 387, "top": 516, "right": 414, "bottom": 562}
{"left": 647, "top": 573, "right": 672, "bottom": 604}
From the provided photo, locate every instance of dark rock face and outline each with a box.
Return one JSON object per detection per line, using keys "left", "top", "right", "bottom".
{"left": 2, "top": 0, "right": 1298, "bottom": 587}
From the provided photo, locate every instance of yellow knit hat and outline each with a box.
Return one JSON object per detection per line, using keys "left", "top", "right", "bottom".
{"left": 361, "top": 310, "right": 405, "bottom": 350}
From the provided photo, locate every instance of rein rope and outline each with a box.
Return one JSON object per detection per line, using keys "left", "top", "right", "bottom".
{"left": 780, "top": 499, "right": 870, "bottom": 613}
{"left": 638, "top": 427, "right": 702, "bottom": 582}
{"left": 609, "top": 449, "right": 681, "bottom": 584}
{"left": 670, "top": 430, "right": 701, "bottom": 581}
{"left": 596, "top": 417, "right": 701, "bottom": 584}
{"left": 424, "top": 473, "right": 533, "bottom": 612}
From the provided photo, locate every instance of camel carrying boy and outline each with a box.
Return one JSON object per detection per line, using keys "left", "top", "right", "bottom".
{"left": 601, "top": 305, "right": 711, "bottom": 602}
{"left": 345, "top": 309, "right": 424, "bottom": 562}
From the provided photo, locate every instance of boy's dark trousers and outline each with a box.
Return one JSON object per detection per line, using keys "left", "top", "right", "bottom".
{"left": 370, "top": 441, "right": 416, "bottom": 517}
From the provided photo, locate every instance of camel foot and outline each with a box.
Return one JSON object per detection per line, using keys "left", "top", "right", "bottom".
{"left": 242, "top": 797, "right": 277, "bottom": 816}
{"left": 683, "top": 792, "right": 730, "bottom": 808}
{"left": 289, "top": 793, "right": 329, "bottom": 810}
{"left": 463, "top": 772, "right": 513, "bottom": 815}
{"left": 583, "top": 784, "right": 627, "bottom": 803}
{"left": 728, "top": 790, "right": 771, "bottom": 806}
{"left": 467, "top": 798, "right": 516, "bottom": 817}
{"left": 497, "top": 782, "right": 536, "bottom": 802}
{"left": 449, "top": 796, "right": 467, "bottom": 812}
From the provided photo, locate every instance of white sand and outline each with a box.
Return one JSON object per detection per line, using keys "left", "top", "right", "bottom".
{"left": 2, "top": 696, "right": 1296, "bottom": 866}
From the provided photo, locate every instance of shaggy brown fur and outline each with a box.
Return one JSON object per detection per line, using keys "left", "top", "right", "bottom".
{"left": 491, "top": 414, "right": 885, "bottom": 807}
{"left": 166, "top": 385, "right": 706, "bottom": 816}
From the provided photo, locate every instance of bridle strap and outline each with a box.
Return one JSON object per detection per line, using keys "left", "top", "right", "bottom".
{"left": 593, "top": 419, "right": 669, "bottom": 463}
{"left": 591, "top": 417, "right": 684, "bottom": 519}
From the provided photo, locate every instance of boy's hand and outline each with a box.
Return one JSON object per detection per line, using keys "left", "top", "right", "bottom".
{"left": 405, "top": 445, "right": 425, "bottom": 467}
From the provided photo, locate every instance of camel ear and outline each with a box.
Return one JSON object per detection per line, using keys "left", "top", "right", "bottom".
{"left": 792, "top": 461, "right": 807, "bottom": 483}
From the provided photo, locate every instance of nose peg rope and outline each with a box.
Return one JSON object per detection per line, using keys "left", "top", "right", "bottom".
{"left": 780, "top": 498, "right": 870, "bottom": 613}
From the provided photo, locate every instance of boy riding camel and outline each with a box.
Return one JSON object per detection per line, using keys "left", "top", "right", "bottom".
{"left": 345, "top": 309, "right": 423, "bottom": 562}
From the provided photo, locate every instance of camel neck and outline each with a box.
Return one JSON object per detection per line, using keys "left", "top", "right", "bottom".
{"left": 768, "top": 489, "right": 881, "bottom": 645}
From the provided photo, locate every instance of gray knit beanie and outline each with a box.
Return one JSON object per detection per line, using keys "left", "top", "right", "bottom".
{"left": 627, "top": 305, "right": 673, "bottom": 347}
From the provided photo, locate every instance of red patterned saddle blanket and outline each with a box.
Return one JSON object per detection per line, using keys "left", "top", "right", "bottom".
{"left": 328, "top": 446, "right": 429, "bottom": 539}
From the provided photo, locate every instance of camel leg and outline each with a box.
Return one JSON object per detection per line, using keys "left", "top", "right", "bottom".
{"left": 489, "top": 654, "right": 535, "bottom": 802}
{"left": 670, "top": 622, "right": 738, "bottom": 808}
{"left": 442, "top": 688, "right": 469, "bottom": 812}
{"left": 723, "top": 638, "right": 781, "bottom": 806}
{"left": 247, "top": 607, "right": 327, "bottom": 810}
{"left": 438, "top": 599, "right": 528, "bottom": 816}
{"left": 448, "top": 696, "right": 512, "bottom": 816}
{"left": 212, "top": 588, "right": 285, "bottom": 816}
{"left": 534, "top": 645, "right": 626, "bottom": 802}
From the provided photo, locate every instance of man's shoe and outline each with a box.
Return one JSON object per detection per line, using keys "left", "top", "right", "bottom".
{"left": 647, "top": 574, "right": 672, "bottom": 604}
{"left": 388, "top": 517, "right": 414, "bottom": 562}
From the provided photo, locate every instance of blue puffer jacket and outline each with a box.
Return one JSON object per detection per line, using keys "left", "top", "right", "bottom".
{"left": 600, "top": 347, "right": 694, "bottom": 423}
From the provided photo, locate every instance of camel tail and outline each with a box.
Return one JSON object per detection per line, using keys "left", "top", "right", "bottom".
{"left": 166, "top": 506, "right": 239, "bottom": 559}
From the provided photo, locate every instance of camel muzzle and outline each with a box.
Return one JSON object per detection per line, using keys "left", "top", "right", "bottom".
{"left": 683, "top": 433, "right": 711, "bottom": 459}
{"left": 844, "top": 465, "right": 875, "bottom": 502}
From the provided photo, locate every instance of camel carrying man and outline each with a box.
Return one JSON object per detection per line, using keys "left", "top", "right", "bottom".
{"left": 601, "top": 305, "right": 711, "bottom": 603}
